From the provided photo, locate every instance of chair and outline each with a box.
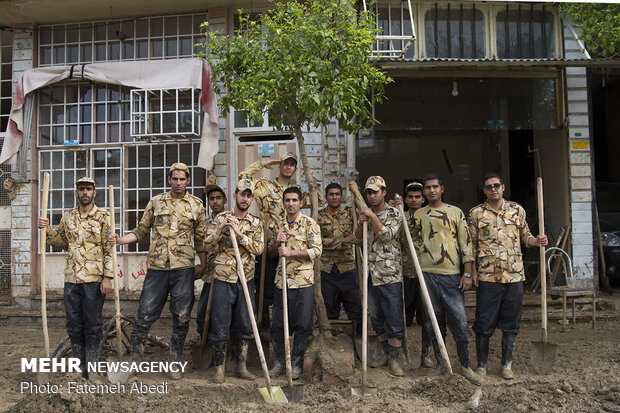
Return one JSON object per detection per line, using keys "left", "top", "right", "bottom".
{"left": 545, "top": 247, "right": 596, "bottom": 331}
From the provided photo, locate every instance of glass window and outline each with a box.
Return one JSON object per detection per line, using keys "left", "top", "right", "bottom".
{"left": 496, "top": 4, "right": 556, "bottom": 59}
{"left": 425, "top": 4, "right": 485, "bottom": 58}
{"left": 0, "top": 30, "right": 13, "bottom": 132}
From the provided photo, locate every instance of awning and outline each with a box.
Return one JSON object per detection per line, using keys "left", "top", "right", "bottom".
{"left": 0, "top": 58, "right": 219, "bottom": 171}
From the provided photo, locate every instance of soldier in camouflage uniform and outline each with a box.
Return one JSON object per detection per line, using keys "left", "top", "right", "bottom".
{"left": 239, "top": 152, "right": 324, "bottom": 326}
{"left": 350, "top": 176, "right": 405, "bottom": 377}
{"left": 38, "top": 177, "right": 113, "bottom": 384}
{"left": 194, "top": 174, "right": 227, "bottom": 339}
{"left": 395, "top": 181, "right": 434, "bottom": 368}
{"left": 110, "top": 163, "right": 207, "bottom": 380}
{"left": 317, "top": 182, "right": 362, "bottom": 335}
{"left": 204, "top": 178, "right": 264, "bottom": 384}
{"left": 411, "top": 173, "right": 481, "bottom": 385}
{"left": 468, "top": 173, "right": 547, "bottom": 380}
{"left": 270, "top": 186, "right": 322, "bottom": 380}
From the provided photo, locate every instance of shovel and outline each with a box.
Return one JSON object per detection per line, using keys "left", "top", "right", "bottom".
{"left": 351, "top": 221, "right": 378, "bottom": 396}
{"left": 531, "top": 177, "right": 557, "bottom": 374}
{"left": 192, "top": 277, "right": 215, "bottom": 370}
{"left": 230, "top": 231, "right": 286, "bottom": 403}
{"left": 280, "top": 243, "right": 304, "bottom": 402}
{"left": 395, "top": 195, "right": 453, "bottom": 375}
{"left": 37, "top": 172, "right": 50, "bottom": 385}
{"left": 106, "top": 185, "right": 133, "bottom": 384}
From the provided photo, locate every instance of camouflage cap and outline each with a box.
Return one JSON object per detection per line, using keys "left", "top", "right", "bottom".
{"left": 236, "top": 178, "right": 255, "bottom": 194}
{"left": 75, "top": 176, "right": 95, "bottom": 187}
{"left": 365, "top": 176, "right": 386, "bottom": 192}
{"left": 169, "top": 162, "right": 190, "bottom": 175}
{"left": 205, "top": 173, "right": 225, "bottom": 196}
{"left": 405, "top": 181, "right": 423, "bottom": 192}
{"left": 280, "top": 152, "right": 298, "bottom": 163}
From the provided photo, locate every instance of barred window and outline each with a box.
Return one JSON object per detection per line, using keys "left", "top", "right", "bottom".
{"left": 38, "top": 13, "right": 207, "bottom": 67}
{"left": 424, "top": 4, "right": 485, "bottom": 59}
{"left": 496, "top": 4, "right": 556, "bottom": 59}
{"left": 1, "top": 30, "right": 13, "bottom": 132}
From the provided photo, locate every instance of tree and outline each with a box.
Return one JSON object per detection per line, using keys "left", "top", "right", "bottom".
{"left": 558, "top": 3, "right": 620, "bottom": 58}
{"left": 197, "top": 0, "right": 391, "bottom": 336}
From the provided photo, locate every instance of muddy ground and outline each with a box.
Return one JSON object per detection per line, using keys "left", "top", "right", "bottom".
{"left": 1, "top": 308, "right": 618, "bottom": 413}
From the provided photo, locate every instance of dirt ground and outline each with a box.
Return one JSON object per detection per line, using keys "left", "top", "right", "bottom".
{"left": 0, "top": 311, "right": 618, "bottom": 413}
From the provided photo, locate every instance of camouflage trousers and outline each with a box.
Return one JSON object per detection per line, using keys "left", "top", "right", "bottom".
{"left": 473, "top": 281, "right": 524, "bottom": 336}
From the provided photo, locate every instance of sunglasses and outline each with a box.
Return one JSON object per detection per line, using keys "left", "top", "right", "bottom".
{"left": 484, "top": 183, "right": 502, "bottom": 191}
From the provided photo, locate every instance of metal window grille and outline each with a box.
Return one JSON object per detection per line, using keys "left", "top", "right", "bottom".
{"left": 0, "top": 230, "right": 10, "bottom": 302}
{"left": 0, "top": 163, "right": 14, "bottom": 206}
{"left": 424, "top": 4, "right": 485, "bottom": 59}
{"left": 1, "top": 29, "right": 13, "bottom": 132}
{"left": 364, "top": 0, "right": 416, "bottom": 58}
{"left": 38, "top": 13, "right": 207, "bottom": 67}
{"left": 496, "top": 4, "right": 556, "bottom": 59}
{"left": 130, "top": 88, "right": 202, "bottom": 139}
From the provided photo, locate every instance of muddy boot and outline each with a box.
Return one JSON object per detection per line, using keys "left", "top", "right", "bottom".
{"left": 369, "top": 341, "right": 389, "bottom": 368}
{"left": 475, "top": 333, "right": 490, "bottom": 376}
{"left": 84, "top": 334, "right": 102, "bottom": 383}
{"left": 168, "top": 335, "right": 185, "bottom": 380}
{"left": 234, "top": 339, "right": 255, "bottom": 381}
{"left": 457, "top": 341, "right": 482, "bottom": 386}
{"left": 500, "top": 333, "right": 517, "bottom": 380}
{"left": 291, "top": 335, "right": 307, "bottom": 380}
{"left": 269, "top": 332, "right": 284, "bottom": 376}
{"left": 212, "top": 341, "right": 227, "bottom": 384}
{"left": 70, "top": 340, "right": 87, "bottom": 378}
{"left": 420, "top": 328, "right": 434, "bottom": 368}
{"left": 387, "top": 344, "right": 404, "bottom": 377}
{"left": 429, "top": 339, "right": 446, "bottom": 375}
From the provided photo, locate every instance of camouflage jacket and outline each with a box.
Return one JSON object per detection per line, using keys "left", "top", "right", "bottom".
{"left": 204, "top": 210, "right": 264, "bottom": 283}
{"left": 46, "top": 205, "right": 114, "bottom": 283}
{"left": 400, "top": 211, "right": 423, "bottom": 279}
{"left": 468, "top": 199, "right": 534, "bottom": 283}
{"left": 275, "top": 214, "right": 322, "bottom": 289}
{"left": 131, "top": 191, "right": 207, "bottom": 270}
{"left": 412, "top": 204, "right": 474, "bottom": 275}
{"left": 317, "top": 205, "right": 356, "bottom": 273}
{"left": 202, "top": 211, "right": 219, "bottom": 283}
{"left": 365, "top": 203, "right": 403, "bottom": 286}
{"left": 238, "top": 160, "right": 324, "bottom": 244}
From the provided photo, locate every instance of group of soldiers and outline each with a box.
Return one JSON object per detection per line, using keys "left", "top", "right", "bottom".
{"left": 38, "top": 152, "right": 547, "bottom": 387}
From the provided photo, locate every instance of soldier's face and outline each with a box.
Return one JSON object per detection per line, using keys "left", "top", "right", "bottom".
{"left": 235, "top": 189, "right": 253, "bottom": 212}
{"left": 483, "top": 178, "right": 504, "bottom": 201}
{"left": 405, "top": 190, "right": 424, "bottom": 211}
{"left": 283, "top": 193, "right": 301, "bottom": 215}
{"left": 326, "top": 188, "right": 342, "bottom": 208}
{"left": 208, "top": 191, "right": 226, "bottom": 214}
{"left": 76, "top": 185, "right": 95, "bottom": 206}
{"left": 168, "top": 170, "right": 189, "bottom": 195}
{"left": 365, "top": 188, "right": 386, "bottom": 207}
{"left": 423, "top": 180, "right": 443, "bottom": 202}
{"left": 280, "top": 159, "right": 297, "bottom": 179}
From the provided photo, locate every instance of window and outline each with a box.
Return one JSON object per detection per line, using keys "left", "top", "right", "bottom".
{"left": 38, "top": 13, "right": 207, "bottom": 66}
{"left": 367, "top": 0, "right": 416, "bottom": 58}
{"left": 1, "top": 30, "right": 13, "bottom": 133}
{"left": 496, "top": 4, "right": 556, "bottom": 59}
{"left": 424, "top": 4, "right": 485, "bottom": 59}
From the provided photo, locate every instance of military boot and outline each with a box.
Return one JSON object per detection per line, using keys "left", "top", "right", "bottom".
{"left": 456, "top": 341, "right": 482, "bottom": 386}
{"left": 234, "top": 339, "right": 255, "bottom": 381}
{"left": 475, "top": 334, "right": 490, "bottom": 376}
{"left": 291, "top": 335, "right": 308, "bottom": 380}
{"left": 70, "top": 340, "right": 86, "bottom": 379}
{"left": 387, "top": 344, "right": 404, "bottom": 377}
{"left": 212, "top": 341, "right": 227, "bottom": 384}
{"left": 500, "top": 333, "right": 517, "bottom": 380}
{"left": 85, "top": 334, "right": 103, "bottom": 384}
{"left": 168, "top": 334, "right": 185, "bottom": 380}
{"left": 429, "top": 339, "right": 446, "bottom": 375}
{"left": 269, "top": 331, "right": 285, "bottom": 376}
{"left": 369, "top": 341, "right": 389, "bottom": 368}
{"left": 420, "top": 328, "right": 434, "bottom": 368}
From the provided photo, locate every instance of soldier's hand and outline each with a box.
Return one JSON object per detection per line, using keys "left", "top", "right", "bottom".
{"left": 276, "top": 232, "right": 287, "bottom": 243}
{"left": 459, "top": 274, "right": 473, "bottom": 292}
{"left": 194, "top": 264, "right": 207, "bottom": 280}
{"left": 535, "top": 235, "right": 548, "bottom": 247}
{"left": 108, "top": 233, "right": 120, "bottom": 246}
{"left": 472, "top": 271, "right": 479, "bottom": 288}
{"left": 100, "top": 277, "right": 112, "bottom": 295}
{"left": 278, "top": 245, "right": 292, "bottom": 257}
{"left": 342, "top": 234, "right": 355, "bottom": 244}
{"left": 37, "top": 217, "right": 49, "bottom": 229}
{"left": 264, "top": 159, "right": 281, "bottom": 169}
{"left": 348, "top": 181, "right": 360, "bottom": 196}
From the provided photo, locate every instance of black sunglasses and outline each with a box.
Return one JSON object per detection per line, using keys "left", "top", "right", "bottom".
{"left": 484, "top": 183, "right": 502, "bottom": 191}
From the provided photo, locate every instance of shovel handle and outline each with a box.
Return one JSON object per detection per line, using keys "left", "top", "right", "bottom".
{"left": 40, "top": 172, "right": 50, "bottom": 357}
{"left": 395, "top": 196, "right": 453, "bottom": 375}
{"left": 257, "top": 216, "right": 269, "bottom": 324}
{"left": 230, "top": 229, "right": 273, "bottom": 389}
{"left": 280, "top": 242, "right": 294, "bottom": 388}
{"left": 361, "top": 221, "right": 368, "bottom": 388}
{"left": 108, "top": 186, "right": 124, "bottom": 359}
{"left": 537, "top": 178, "right": 548, "bottom": 342}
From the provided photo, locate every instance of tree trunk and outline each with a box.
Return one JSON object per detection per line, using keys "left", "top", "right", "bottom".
{"left": 294, "top": 125, "right": 332, "bottom": 337}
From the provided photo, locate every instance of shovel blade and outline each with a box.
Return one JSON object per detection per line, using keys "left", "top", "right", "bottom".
{"left": 351, "top": 384, "right": 378, "bottom": 396}
{"left": 192, "top": 341, "right": 213, "bottom": 370}
{"left": 530, "top": 341, "right": 558, "bottom": 375}
{"left": 107, "top": 369, "right": 132, "bottom": 384}
{"left": 259, "top": 386, "right": 288, "bottom": 403}
{"left": 283, "top": 384, "right": 304, "bottom": 402}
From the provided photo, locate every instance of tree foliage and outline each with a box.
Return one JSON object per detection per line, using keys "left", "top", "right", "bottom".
{"left": 558, "top": 3, "right": 620, "bottom": 58}
{"left": 196, "top": 0, "right": 392, "bottom": 135}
